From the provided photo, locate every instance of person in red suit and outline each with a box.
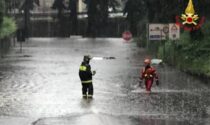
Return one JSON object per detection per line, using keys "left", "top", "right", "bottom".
{"left": 140, "top": 59, "right": 159, "bottom": 93}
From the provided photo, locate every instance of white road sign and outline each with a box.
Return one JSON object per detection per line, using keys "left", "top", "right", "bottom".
{"left": 169, "top": 23, "right": 180, "bottom": 40}
{"left": 149, "top": 24, "right": 168, "bottom": 40}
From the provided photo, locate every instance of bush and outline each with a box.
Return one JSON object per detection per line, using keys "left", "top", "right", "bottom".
{"left": 135, "top": 34, "right": 147, "bottom": 48}
{"left": 0, "top": 17, "right": 17, "bottom": 39}
{"left": 201, "top": 21, "right": 210, "bottom": 37}
{"left": 157, "top": 21, "right": 210, "bottom": 78}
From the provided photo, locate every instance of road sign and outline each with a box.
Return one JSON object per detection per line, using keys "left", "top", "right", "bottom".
{"left": 162, "top": 25, "right": 169, "bottom": 34}
{"left": 122, "top": 31, "right": 132, "bottom": 41}
{"left": 148, "top": 24, "right": 168, "bottom": 40}
{"left": 169, "top": 23, "right": 180, "bottom": 40}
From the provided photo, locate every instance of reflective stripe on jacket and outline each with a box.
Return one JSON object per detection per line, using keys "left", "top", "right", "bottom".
{"left": 81, "top": 80, "right": 92, "bottom": 84}
{"left": 80, "top": 66, "right": 87, "bottom": 71}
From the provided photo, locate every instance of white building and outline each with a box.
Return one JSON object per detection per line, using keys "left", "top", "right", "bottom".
{"left": 36, "top": 0, "right": 86, "bottom": 12}
{"left": 78, "top": 0, "right": 87, "bottom": 12}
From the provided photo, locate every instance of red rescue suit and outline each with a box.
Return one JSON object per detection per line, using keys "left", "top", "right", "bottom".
{"left": 140, "top": 65, "right": 159, "bottom": 92}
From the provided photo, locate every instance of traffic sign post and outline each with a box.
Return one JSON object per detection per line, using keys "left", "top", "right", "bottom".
{"left": 147, "top": 23, "right": 180, "bottom": 61}
{"left": 148, "top": 23, "right": 180, "bottom": 41}
{"left": 148, "top": 24, "right": 168, "bottom": 41}
{"left": 169, "top": 23, "right": 180, "bottom": 65}
{"left": 148, "top": 24, "right": 168, "bottom": 58}
{"left": 169, "top": 23, "right": 180, "bottom": 40}
{"left": 122, "top": 31, "right": 132, "bottom": 41}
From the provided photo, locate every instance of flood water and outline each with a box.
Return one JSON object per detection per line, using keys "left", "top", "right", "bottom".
{"left": 0, "top": 38, "right": 209, "bottom": 125}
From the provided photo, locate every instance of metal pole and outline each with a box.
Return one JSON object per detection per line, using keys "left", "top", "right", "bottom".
{"left": 146, "top": 23, "right": 149, "bottom": 50}
{"left": 24, "top": 0, "right": 29, "bottom": 39}
{"left": 173, "top": 40, "right": 176, "bottom": 66}
{"left": 161, "top": 29, "right": 165, "bottom": 61}
{"left": 0, "top": 40, "right": 2, "bottom": 58}
{"left": 20, "top": 41, "right": 22, "bottom": 53}
{"left": 13, "top": 0, "right": 16, "bottom": 47}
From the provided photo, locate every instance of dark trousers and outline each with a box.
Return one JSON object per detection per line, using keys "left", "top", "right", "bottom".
{"left": 82, "top": 83, "right": 94, "bottom": 95}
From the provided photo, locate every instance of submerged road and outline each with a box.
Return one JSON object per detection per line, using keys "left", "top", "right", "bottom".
{"left": 0, "top": 38, "right": 209, "bottom": 125}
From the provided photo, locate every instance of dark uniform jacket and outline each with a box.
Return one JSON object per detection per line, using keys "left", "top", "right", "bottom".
{"left": 79, "top": 62, "right": 93, "bottom": 83}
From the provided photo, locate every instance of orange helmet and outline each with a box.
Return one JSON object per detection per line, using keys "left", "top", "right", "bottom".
{"left": 144, "top": 59, "right": 151, "bottom": 65}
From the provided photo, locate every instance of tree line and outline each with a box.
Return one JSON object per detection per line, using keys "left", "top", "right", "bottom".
{"left": 3, "top": 0, "right": 210, "bottom": 37}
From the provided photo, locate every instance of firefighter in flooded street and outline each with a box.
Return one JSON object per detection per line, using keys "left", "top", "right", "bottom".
{"left": 79, "top": 55, "right": 96, "bottom": 98}
{"left": 140, "top": 59, "right": 159, "bottom": 93}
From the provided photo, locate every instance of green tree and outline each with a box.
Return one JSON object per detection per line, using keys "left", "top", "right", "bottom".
{"left": 0, "top": 0, "right": 5, "bottom": 28}
{"left": 85, "top": 0, "right": 99, "bottom": 37}
{"left": 52, "top": 0, "right": 66, "bottom": 19}
{"left": 98, "top": 0, "right": 119, "bottom": 36}
{"left": 123, "top": 0, "right": 210, "bottom": 37}
{"left": 18, "top": 0, "right": 39, "bottom": 38}
{"left": 69, "top": 0, "right": 78, "bottom": 35}
{"left": 123, "top": 0, "right": 145, "bottom": 36}
{"left": 84, "top": 0, "right": 119, "bottom": 37}
{"left": 145, "top": 0, "right": 184, "bottom": 23}
{"left": 145, "top": 0, "right": 210, "bottom": 23}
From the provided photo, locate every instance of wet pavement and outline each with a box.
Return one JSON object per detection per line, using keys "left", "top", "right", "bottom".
{"left": 0, "top": 38, "right": 209, "bottom": 125}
